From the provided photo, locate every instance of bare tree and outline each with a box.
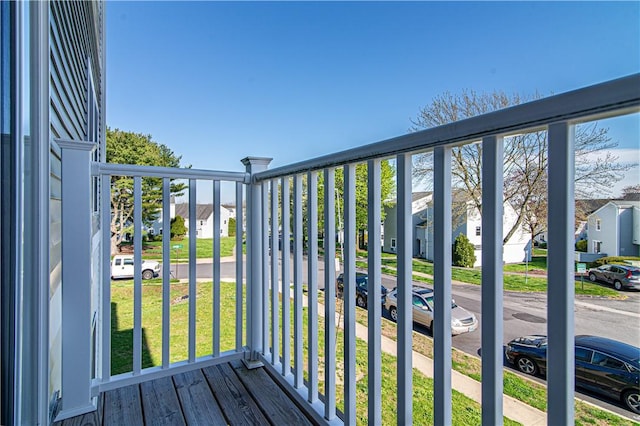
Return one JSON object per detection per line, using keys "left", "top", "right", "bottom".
{"left": 411, "top": 89, "right": 634, "bottom": 245}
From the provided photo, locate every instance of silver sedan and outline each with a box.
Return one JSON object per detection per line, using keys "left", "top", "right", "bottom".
{"left": 384, "top": 286, "right": 478, "bottom": 335}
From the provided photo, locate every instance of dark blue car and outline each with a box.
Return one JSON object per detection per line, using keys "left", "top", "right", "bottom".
{"left": 505, "top": 335, "right": 640, "bottom": 414}
{"left": 335, "top": 272, "right": 387, "bottom": 308}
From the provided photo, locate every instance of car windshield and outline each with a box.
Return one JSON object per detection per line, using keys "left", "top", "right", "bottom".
{"left": 356, "top": 276, "right": 368, "bottom": 286}
{"left": 424, "top": 296, "right": 457, "bottom": 309}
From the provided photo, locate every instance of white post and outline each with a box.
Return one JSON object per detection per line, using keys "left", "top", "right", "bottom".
{"left": 241, "top": 157, "right": 272, "bottom": 368}
{"left": 56, "top": 140, "right": 97, "bottom": 420}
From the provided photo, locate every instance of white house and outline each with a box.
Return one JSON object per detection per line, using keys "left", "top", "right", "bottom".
{"left": 383, "top": 192, "right": 532, "bottom": 267}
{"left": 151, "top": 199, "right": 232, "bottom": 238}
{"left": 587, "top": 200, "right": 640, "bottom": 257}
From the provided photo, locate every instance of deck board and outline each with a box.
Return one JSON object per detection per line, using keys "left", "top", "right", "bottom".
{"left": 232, "top": 360, "right": 313, "bottom": 425}
{"left": 173, "top": 369, "right": 228, "bottom": 425}
{"left": 140, "top": 376, "right": 186, "bottom": 425}
{"left": 202, "top": 363, "right": 270, "bottom": 425}
{"left": 56, "top": 361, "right": 317, "bottom": 425}
{"left": 103, "top": 384, "right": 143, "bottom": 426}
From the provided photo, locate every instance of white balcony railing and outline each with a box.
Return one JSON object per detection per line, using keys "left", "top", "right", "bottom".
{"left": 249, "top": 73, "right": 640, "bottom": 425}
{"left": 59, "top": 73, "right": 639, "bottom": 424}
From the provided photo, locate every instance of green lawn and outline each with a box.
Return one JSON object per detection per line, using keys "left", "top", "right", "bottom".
{"left": 368, "top": 256, "right": 620, "bottom": 297}
{"left": 502, "top": 256, "right": 547, "bottom": 273}
{"left": 121, "top": 237, "right": 235, "bottom": 260}
{"left": 110, "top": 279, "right": 244, "bottom": 374}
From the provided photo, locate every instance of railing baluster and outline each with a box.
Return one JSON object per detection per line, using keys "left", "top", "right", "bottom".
{"left": 343, "top": 164, "right": 356, "bottom": 424}
{"left": 189, "top": 179, "right": 197, "bottom": 362}
{"left": 323, "top": 168, "right": 336, "bottom": 420}
{"left": 262, "top": 181, "right": 270, "bottom": 355}
{"left": 133, "top": 176, "right": 143, "bottom": 374}
{"left": 281, "top": 177, "right": 291, "bottom": 376}
{"left": 433, "top": 147, "right": 452, "bottom": 425}
{"left": 367, "top": 160, "right": 382, "bottom": 425}
{"left": 235, "top": 182, "right": 244, "bottom": 351}
{"left": 271, "top": 179, "right": 280, "bottom": 365}
{"left": 481, "top": 135, "right": 504, "bottom": 424}
{"left": 100, "top": 171, "right": 111, "bottom": 382}
{"left": 293, "top": 174, "right": 304, "bottom": 388}
{"left": 547, "top": 122, "right": 575, "bottom": 424}
{"left": 307, "top": 171, "right": 319, "bottom": 403}
{"left": 396, "top": 153, "right": 412, "bottom": 425}
{"left": 162, "top": 178, "right": 171, "bottom": 368}
{"left": 213, "top": 180, "right": 221, "bottom": 357}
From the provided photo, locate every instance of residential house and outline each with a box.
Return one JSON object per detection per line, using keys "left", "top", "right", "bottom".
{"left": 151, "top": 199, "right": 233, "bottom": 238}
{"left": 383, "top": 192, "right": 532, "bottom": 266}
{"left": 175, "top": 202, "right": 233, "bottom": 238}
{"left": 587, "top": 200, "right": 640, "bottom": 257}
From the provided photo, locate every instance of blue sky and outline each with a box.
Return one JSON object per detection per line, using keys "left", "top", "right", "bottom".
{"left": 106, "top": 1, "right": 639, "bottom": 199}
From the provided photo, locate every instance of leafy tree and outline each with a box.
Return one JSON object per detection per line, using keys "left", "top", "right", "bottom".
{"left": 452, "top": 233, "right": 476, "bottom": 268}
{"left": 170, "top": 215, "right": 187, "bottom": 239}
{"left": 275, "top": 161, "right": 395, "bottom": 252}
{"left": 317, "top": 161, "right": 395, "bottom": 249}
{"left": 228, "top": 217, "right": 236, "bottom": 237}
{"left": 575, "top": 239, "right": 588, "bottom": 252}
{"left": 107, "top": 128, "right": 186, "bottom": 253}
{"left": 620, "top": 184, "right": 640, "bottom": 199}
{"left": 411, "top": 89, "right": 633, "bottom": 246}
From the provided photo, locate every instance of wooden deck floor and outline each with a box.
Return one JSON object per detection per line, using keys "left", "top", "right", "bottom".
{"left": 54, "top": 360, "right": 317, "bottom": 425}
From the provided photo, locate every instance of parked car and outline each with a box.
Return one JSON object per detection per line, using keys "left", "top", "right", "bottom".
{"left": 587, "top": 264, "right": 640, "bottom": 290}
{"left": 111, "top": 254, "right": 160, "bottom": 280}
{"left": 505, "top": 335, "right": 640, "bottom": 414}
{"left": 335, "top": 272, "right": 388, "bottom": 308}
{"left": 384, "top": 286, "right": 478, "bottom": 335}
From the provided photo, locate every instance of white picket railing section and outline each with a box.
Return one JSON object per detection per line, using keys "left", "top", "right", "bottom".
{"left": 91, "top": 163, "right": 249, "bottom": 392}
{"left": 249, "top": 73, "right": 640, "bottom": 425}
{"left": 67, "top": 74, "right": 639, "bottom": 424}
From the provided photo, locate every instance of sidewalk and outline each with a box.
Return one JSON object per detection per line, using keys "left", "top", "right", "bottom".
{"left": 313, "top": 299, "right": 547, "bottom": 426}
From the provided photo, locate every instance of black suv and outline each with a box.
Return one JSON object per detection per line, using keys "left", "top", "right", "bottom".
{"left": 506, "top": 335, "right": 640, "bottom": 414}
{"left": 335, "top": 272, "right": 387, "bottom": 308}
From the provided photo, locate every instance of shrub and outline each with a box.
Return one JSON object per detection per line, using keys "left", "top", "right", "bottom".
{"left": 575, "top": 239, "right": 588, "bottom": 252}
{"left": 593, "top": 256, "right": 640, "bottom": 267}
{"left": 538, "top": 242, "right": 547, "bottom": 249}
{"left": 228, "top": 217, "right": 236, "bottom": 237}
{"left": 452, "top": 234, "right": 476, "bottom": 268}
{"left": 170, "top": 215, "right": 187, "bottom": 240}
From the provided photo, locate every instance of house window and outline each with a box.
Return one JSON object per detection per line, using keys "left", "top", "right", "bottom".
{"left": 475, "top": 226, "right": 481, "bottom": 236}
{"left": 391, "top": 238, "right": 396, "bottom": 249}
{"left": 596, "top": 219, "right": 601, "bottom": 231}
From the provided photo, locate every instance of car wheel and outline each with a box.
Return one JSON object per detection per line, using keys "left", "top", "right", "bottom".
{"left": 623, "top": 389, "right": 640, "bottom": 414}
{"left": 516, "top": 356, "right": 538, "bottom": 376}
{"left": 588, "top": 273, "right": 597, "bottom": 282}
{"left": 389, "top": 307, "right": 398, "bottom": 322}
{"left": 356, "top": 295, "right": 366, "bottom": 308}
{"left": 142, "top": 269, "right": 154, "bottom": 280}
{"left": 614, "top": 280, "right": 623, "bottom": 291}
